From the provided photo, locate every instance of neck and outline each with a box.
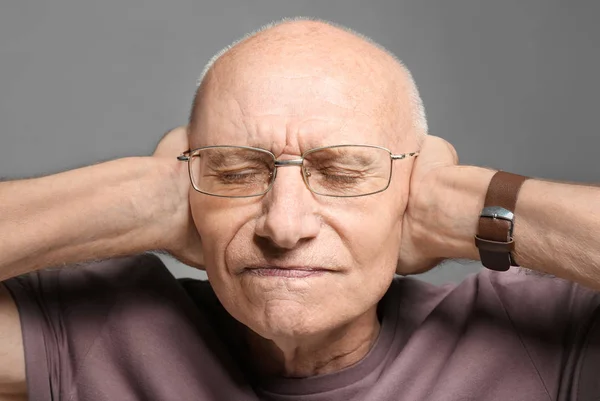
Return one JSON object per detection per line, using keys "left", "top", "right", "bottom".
{"left": 245, "top": 306, "right": 381, "bottom": 378}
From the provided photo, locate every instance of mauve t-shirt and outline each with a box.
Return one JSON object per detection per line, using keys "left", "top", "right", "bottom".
{"left": 4, "top": 254, "right": 600, "bottom": 401}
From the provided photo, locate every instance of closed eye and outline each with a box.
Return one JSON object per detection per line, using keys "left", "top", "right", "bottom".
{"left": 210, "top": 169, "right": 271, "bottom": 184}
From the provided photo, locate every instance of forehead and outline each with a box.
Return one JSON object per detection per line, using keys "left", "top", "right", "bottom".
{"left": 191, "top": 56, "right": 409, "bottom": 154}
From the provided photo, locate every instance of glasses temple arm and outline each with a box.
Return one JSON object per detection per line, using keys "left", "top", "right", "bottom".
{"left": 391, "top": 151, "right": 419, "bottom": 160}
{"left": 177, "top": 150, "right": 191, "bottom": 161}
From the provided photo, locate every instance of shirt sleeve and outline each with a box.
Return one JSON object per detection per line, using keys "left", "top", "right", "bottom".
{"left": 4, "top": 271, "right": 57, "bottom": 401}
{"left": 3, "top": 254, "right": 173, "bottom": 401}
{"left": 485, "top": 268, "right": 600, "bottom": 401}
{"left": 569, "top": 302, "right": 600, "bottom": 400}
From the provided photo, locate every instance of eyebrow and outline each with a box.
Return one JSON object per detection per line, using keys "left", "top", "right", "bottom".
{"left": 203, "top": 148, "right": 273, "bottom": 168}
{"left": 308, "top": 148, "right": 379, "bottom": 165}
{"left": 203, "top": 150, "right": 228, "bottom": 168}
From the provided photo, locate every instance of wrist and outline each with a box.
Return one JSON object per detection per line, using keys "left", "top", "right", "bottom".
{"left": 129, "top": 155, "right": 191, "bottom": 251}
{"left": 60, "top": 155, "right": 186, "bottom": 255}
{"left": 75, "top": 156, "right": 179, "bottom": 254}
{"left": 429, "top": 165, "right": 496, "bottom": 260}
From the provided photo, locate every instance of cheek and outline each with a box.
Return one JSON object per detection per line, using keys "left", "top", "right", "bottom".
{"left": 189, "top": 194, "right": 258, "bottom": 270}
{"left": 188, "top": 189, "right": 408, "bottom": 338}
{"left": 330, "top": 193, "right": 405, "bottom": 267}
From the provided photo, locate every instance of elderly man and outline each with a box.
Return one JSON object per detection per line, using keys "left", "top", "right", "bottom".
{"left": 0, "top": 19, "right": 599, "bottom": 401}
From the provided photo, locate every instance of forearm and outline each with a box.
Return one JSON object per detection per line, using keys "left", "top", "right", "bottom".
{"left": 0, "top": 157, "right": 178, "bottom": 281}
{"left": 513, "top": 179, "right": 600, "bottom": 286}
{"left": 437, "top": 166, "right": 600, "bottom": 288}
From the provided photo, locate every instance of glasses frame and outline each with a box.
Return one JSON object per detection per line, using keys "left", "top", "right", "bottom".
{"left": 177, "top": 144, "right": 419, "bottom": 198}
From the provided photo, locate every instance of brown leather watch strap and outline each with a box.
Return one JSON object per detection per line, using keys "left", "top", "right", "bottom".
{"left": 475, "top": 171, "right": 529, "bottom": 271}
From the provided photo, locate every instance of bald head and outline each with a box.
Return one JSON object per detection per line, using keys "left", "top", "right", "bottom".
{"left": 190, "top": 19, "right": 427, "bottom": 148}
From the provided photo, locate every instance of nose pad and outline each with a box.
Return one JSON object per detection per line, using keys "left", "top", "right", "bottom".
{"left": 268, "top": 163, "right": 308, "bottom": 196}
{"left": 264, "top": 167, "right": 277, "bottom": 193}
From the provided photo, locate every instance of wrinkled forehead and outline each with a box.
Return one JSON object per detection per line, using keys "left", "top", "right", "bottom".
{"left": 190, "top": 53, "right": 412, "bottom": 154}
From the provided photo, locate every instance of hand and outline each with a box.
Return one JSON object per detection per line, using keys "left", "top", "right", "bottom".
{"left": 152, "top": 127, "right": 205, "bottom": 269}
{"left": 397, "top": 135, "right": 460, "bottom": 275}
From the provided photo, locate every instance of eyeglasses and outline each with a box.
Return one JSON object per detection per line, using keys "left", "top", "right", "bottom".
{"left": 177, "top": 144, "right": 419, "bottom": 198}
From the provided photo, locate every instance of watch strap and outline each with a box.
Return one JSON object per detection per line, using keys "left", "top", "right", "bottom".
{"left": 475, "top": 171, "right": 529, "bottom": 271}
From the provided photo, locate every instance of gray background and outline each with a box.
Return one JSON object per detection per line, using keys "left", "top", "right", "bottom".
{"left": 1, "top": 0, "right": 598, "bottom": 284}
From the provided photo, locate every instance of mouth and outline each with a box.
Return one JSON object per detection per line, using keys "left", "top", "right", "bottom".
{"left": 242, "top": 266, "right": 331, "bottom": 278}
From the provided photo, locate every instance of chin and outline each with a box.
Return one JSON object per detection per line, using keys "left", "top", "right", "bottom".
{"left": 245, "top": 298, "right": 336, "bottom": 341}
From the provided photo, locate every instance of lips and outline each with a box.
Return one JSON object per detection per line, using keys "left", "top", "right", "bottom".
{"left": 243, "top": 266, "right": 330, "bottom": 278}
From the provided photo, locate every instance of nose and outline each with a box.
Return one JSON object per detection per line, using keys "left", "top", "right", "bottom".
{"left": 254, "top": 162, "right": 321, "bottom": 249}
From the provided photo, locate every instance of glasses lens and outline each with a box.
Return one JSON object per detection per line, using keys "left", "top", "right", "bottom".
{"left": 190, "top": 147, "right": 275, "bottom": 197}
{"left": 303, "top": 146, "right": 392, "bottom": 196}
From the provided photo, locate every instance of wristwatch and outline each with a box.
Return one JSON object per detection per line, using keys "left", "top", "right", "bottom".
{"left": 474, "top": 171, "right": 529, "bottom": 271}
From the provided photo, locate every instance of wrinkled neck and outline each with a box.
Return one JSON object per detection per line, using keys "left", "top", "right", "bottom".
{"left": 246, "top": 306, "right": 381, "bottom": 378}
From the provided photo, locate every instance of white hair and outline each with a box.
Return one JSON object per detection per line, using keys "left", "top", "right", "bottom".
{"left": 195, "top": 17, "right": 428, "bottom": 135}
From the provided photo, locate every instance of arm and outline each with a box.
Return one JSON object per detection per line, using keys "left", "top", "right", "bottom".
{"left": 400, "top": 136, "right": 600, "bottom": 289}
{"left": 0, "top": 127, "right": 202, "bottom": 397}
{"left": 0, "top": 127, "right": 202, "bottom": 280}
{"left": 435, "top": 166, "right": 600, "bottom": 288}
{"left": 0, "top": 157, "right": 175, "bottom": 280}
{"left": 0, "top": 283, "right": 25, "bottom": 400}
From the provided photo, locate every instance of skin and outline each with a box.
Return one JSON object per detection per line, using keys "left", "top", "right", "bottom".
{"left": 0, "top": 18, "right": 599, "bottom": 400}
{"left": 189, "top": 21, "right": 422, "bottom": 376}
